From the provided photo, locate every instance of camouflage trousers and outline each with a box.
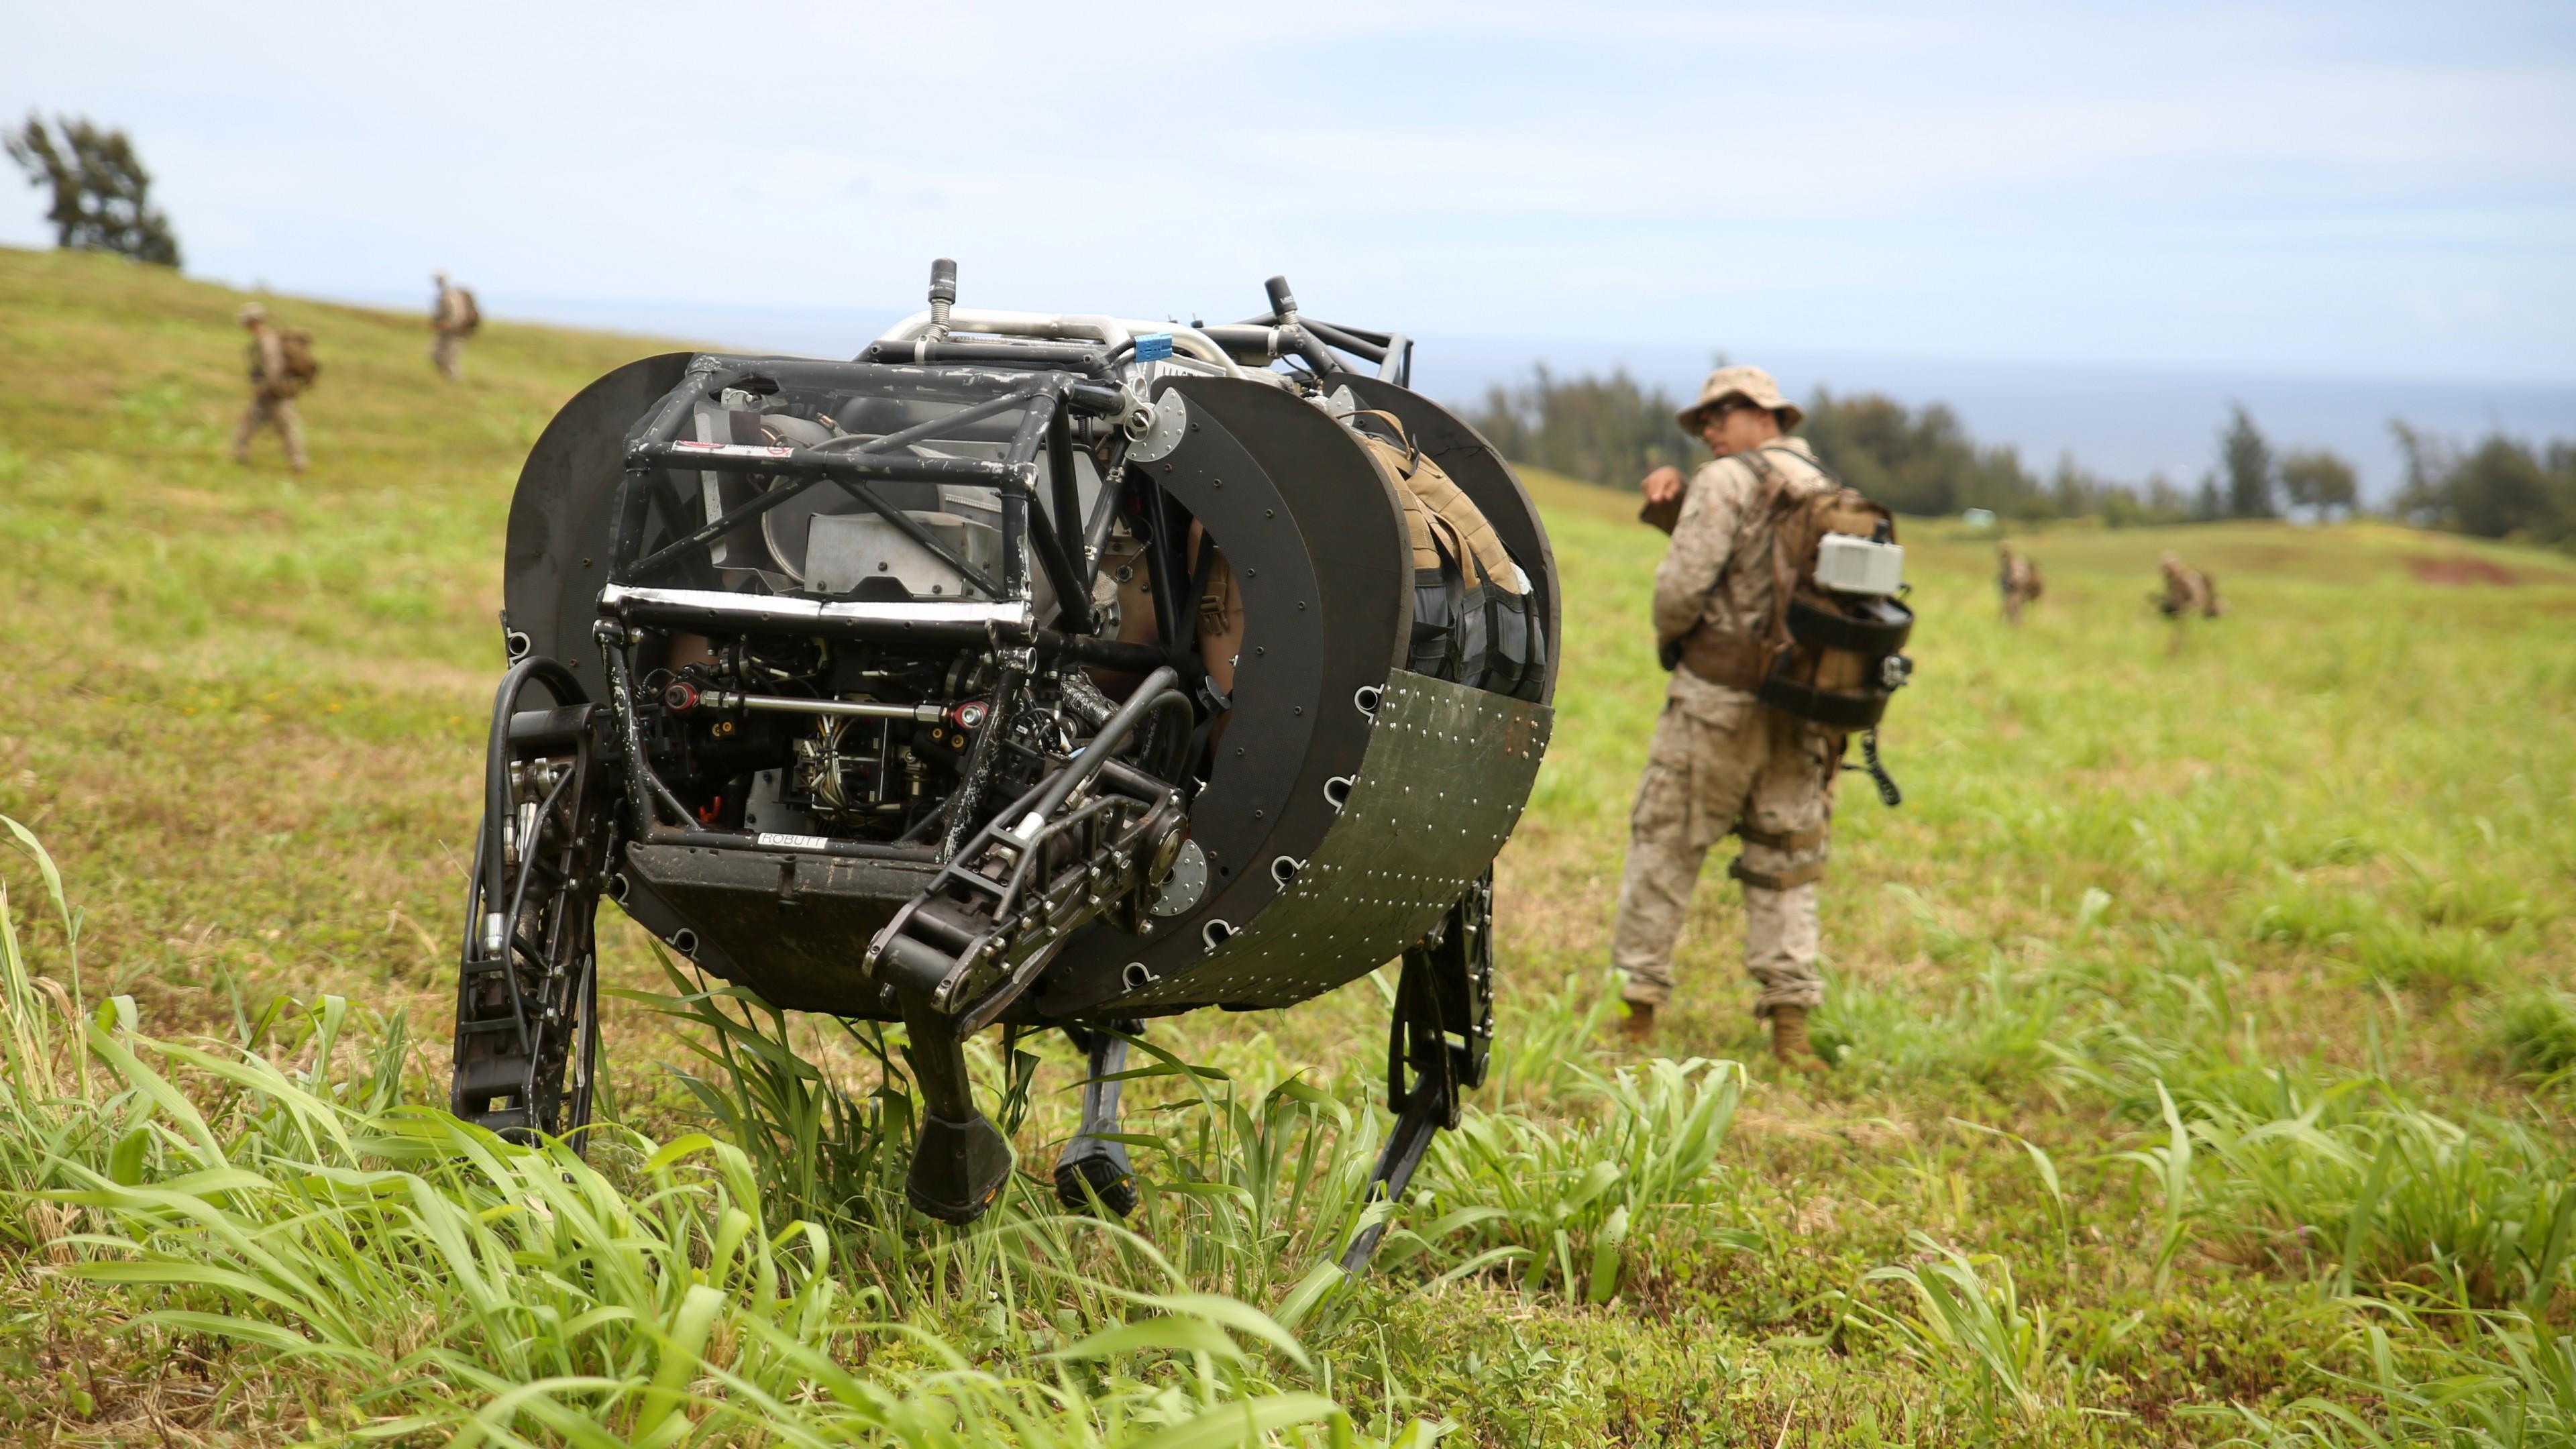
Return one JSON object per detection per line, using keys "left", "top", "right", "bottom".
{"left": 1611, "top": 684, "right": 1837, "bottom": 1017}
{"left": 432, "top": 329, "right": 466, "bottom": 380}
{"left": 231, "top": 393, "right": 307, "bottom": 471}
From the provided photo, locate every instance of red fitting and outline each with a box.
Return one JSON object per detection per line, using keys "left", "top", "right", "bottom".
{"left": 663, "top": 682, "right": 700, "bottom": 712}
{"left": 949, "top": 700, "right": 989, "bottom": 732}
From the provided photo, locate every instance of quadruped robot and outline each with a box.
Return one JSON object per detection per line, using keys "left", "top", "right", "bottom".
{"left": 453, "top": 263, "right": 1556, "bottom": 1260}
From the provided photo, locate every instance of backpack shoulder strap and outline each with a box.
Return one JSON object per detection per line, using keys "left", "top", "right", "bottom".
{"left": 1662, "top": 452, "right": 1773, "bottom": 661}
{"left": 1742, "top": 446, "right": 1855, "bottom": 651}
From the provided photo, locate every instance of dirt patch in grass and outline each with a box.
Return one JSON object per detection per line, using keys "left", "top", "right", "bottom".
{"left": 2408, "top": 553, "right": 2520, "bottom": 586}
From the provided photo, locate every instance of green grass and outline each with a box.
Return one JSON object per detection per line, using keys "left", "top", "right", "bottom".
{"left": 3, "top": 243, "right": 2575, "bottom": 1444}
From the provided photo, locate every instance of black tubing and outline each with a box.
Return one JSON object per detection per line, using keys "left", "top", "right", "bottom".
{"left": 1275, "top": 323, "right": 1341, "bottom": 377}
{"left": 594, "top": 625, "right": 694, "bottom": 835}
{"left": 861, "top": 339, "right": 1112, "bottom": 377}
{"left": 1022, "top": 667, "right": 1181, "bottom": 826}
{"left": 481, "top": 655, "right": 587, "bottom": 925}
{"left": 1299, "top": 317, "right": 1389, "bottom": 365}
{"left": 1026, "top": 488, "right": 1091, "bottom": 632}
{"left": 1036, "top": 629, "right": 1163, "bottom": 674}
{"left": 1046, "top": 407, "right": 1085, "bottom": 580}
{"left": 941, "top": 668, "right": 1023, "bottom": 862}
{"left": 1201, "top": 325, "right": 1282, "bottom": 366}
{"left": 1078, "top": 443, "right": 1131, "bottom": 571}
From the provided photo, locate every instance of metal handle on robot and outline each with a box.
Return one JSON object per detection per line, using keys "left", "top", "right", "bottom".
{"left": 677, "top": 689, "right": 946, "bottom": 723}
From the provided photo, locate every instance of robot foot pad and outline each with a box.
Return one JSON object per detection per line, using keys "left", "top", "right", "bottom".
{"left": 1053, "top": 1144, "right": 1138, "bottom": 1217}
{"left": 906, "top": 1112, "right": 1015, "bottom": 1225}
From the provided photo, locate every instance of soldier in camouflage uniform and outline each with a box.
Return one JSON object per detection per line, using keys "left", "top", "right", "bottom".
{"left": 2153, "top": 551, "right": 2221, "bottom": 653}
{"left": 1998, "top": 543, "right": 2042, "bottom": 625}
{"left": 1614, "top": 365, "right": 1840, "bottom": 1072}
{"left": 430, "top": 271, "right": 478, "bottom": 380}
{"left": 229, "top": 303, "right": 308, "bottom": 473}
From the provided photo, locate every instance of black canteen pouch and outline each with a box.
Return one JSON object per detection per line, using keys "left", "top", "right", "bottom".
{"left": 1756, "top": 592, "right": 1914, "bottom": 806}
{"left": 1491, "top": 586, "right": 1548, "bottom": 702}
{"left": 1407, "top": 516, "right": 1550, "bottom": 702}
{"left": 1465, "top": 543, "right": 1550, "bottom": 702}
{"left": 1407, "top": 521, "right": 1473, "bottom": 683}
{"left": 1755, "top": 594, "right": 1915, "bottom": 731}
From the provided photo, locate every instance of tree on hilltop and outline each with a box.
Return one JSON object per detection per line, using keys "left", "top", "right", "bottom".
{"left": 7, "top": 113, "right": 182, "bottom": 267}
{"left": 2218, "top": 403, "right": 2277, "bottom": 519}
{"left": 2279, "top": 449, "right": 2358, "bottom": 522}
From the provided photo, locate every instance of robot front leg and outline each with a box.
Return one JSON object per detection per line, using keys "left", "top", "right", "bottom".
{"left": 1341, "top": 875, "right": 1495, "bottom": 1273}
{"left": 898, "top": 990, "right": 1015, "bottom": 1225}
{"left": 1055, "top": 1021, "right": 1143, "bottom": 1216}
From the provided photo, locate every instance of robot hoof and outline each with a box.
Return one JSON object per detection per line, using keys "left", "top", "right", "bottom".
{"left": 906, "top": 1111, "right": 1015, "bottom": 1225}
{"left": 1053, "top": 1140, "right": 1138, "bottom": 1216}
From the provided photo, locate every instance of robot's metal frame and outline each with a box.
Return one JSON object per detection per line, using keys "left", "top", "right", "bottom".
{"left": 453, "top": 266, "right": 1556, "bottom": 1259}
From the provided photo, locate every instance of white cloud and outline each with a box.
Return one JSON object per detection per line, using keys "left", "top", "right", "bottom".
{"left": 2, "top": 0, "right": 2569, "bottom": 378}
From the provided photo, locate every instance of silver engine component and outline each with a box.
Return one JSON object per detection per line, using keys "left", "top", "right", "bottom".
{"left": 806, "top": 511, "right": 997, "bottom": 598}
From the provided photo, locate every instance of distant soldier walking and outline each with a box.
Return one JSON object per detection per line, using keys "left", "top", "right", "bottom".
{"left": 2153, "top": 551, "right": 2222, "bottom": 653}
{"left": 430, "top": 270, "right": 480, "bottom": 380}
{"left": 1614, "top": 366, "right": 1845, "bottom": 1072}
{"left": 230, "top": 303, "right": 311, "bottom": 473}
{"left": 1998, "top": 543, "right": 2043, "bottom": 625}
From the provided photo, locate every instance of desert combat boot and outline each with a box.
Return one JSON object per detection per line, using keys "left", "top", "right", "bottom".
{"left": 1768, "top": 1005, "right": 1829, "bottom": 1074}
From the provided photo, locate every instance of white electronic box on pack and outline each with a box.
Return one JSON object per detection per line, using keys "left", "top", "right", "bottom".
{"left": 457, "top": 261, "right": 1557, "bottom": 1268}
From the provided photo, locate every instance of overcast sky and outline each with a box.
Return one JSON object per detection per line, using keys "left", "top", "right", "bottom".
{"left": 5, "top": 2, "right": 2573, "bottom": 420}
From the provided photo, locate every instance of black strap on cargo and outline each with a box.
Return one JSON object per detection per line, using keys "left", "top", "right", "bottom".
{"left": 1784, "top": 593, "right": 1914, "bottom": 655}
{"left": 1756, "top": 668, "right": 1890, "bottom": 731}
{"left": 1462, "top": 531, "right": 1502, "bottom": 693}
{"left": 1423, "top": 517, "right": 1469, "bottom": 682}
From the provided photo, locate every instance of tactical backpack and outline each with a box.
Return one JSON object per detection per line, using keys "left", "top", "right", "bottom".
{"left": 278, "top": 327, "right": 321, "bottom": 394}
{"left": 1660, "top": 446, "right": 1914, "bottom": 788}
{"left": 451, "top": 287, "right": 482, "bottom": 335}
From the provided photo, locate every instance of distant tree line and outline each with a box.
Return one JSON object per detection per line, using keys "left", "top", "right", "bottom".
{"left": 1464, "top": 366, "right": 2210, "bottom": 525}
{"left": 1799, "top": 388, "right": 2040, "bottom": 519}
{"left": 1462, "top": 366, "right": 1703, "bottom": 491}
{"left": 1464, "top": 366, "right": 2571, "bottom": 548}
{"left": 2391, "top": 425, "right": 2576, "bottom": 549}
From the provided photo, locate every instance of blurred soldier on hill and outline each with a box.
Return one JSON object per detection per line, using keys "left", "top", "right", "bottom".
{"left": 2153, "top": 550, "right": 2222, "bottom": 653}
{"left": 430, "top": 270, "right": 480, "bottom": 380}
{"left": 230, "top": 303, "right": 311, "bottom": 473}
{"left": 1998, "top": 543, "right": 2043, "bottom": 624}
{"left": 1615, "top": 365, "right": 1841, "bottom": 1073}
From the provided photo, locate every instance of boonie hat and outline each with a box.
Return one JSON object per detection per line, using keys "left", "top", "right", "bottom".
{"left": 237, "top": 303, "right": 268, "bottom": 324}
{"left": 1678, "top": 364, "right": 1803, "bottom": 433}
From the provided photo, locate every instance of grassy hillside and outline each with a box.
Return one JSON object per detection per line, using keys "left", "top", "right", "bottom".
{"left": 3, "top": 244, "right": 2573, "bottom": 1445}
